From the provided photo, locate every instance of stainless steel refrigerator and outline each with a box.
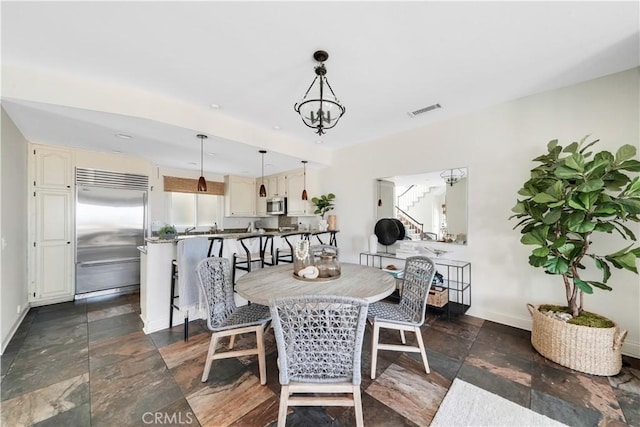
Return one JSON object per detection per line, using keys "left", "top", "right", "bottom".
{"left": 75, "top": 168, "right": 148, "bottom": 295}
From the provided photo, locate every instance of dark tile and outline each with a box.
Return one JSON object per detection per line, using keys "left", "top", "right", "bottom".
{"left": 531, "top": 389, "right": 603, "bottom": 427}
{"left": 33, "top": 402, "right": 91, "bottom": 427}
{"left": 609, "top": 366, "right": 640, "bottom": 396}
{"left": 421, "top": 326, "right": 474, "bottom": 361}
{"left": 422, "top": 348, "right": 463, "bottom": 381}
{"left": 230, "top": 394, "right": 279, "bottom": 427}
{"left": 531, "top": 358, "right": 625, "bottom": 422}
{"left": 474, "top": 321, "right": 535, "bottom": 361}
{"left": 1, "top": 341, "right": 89, "bottom": 401}
{"left": 35, "top": 300, "right": 86, "bottom": 315}
{"left": 456, "top": 363, "right": 530, "bottom": 408}
{"left": 278, "top": 406, "right": 338, "bottom": 427}
{"left": 622, "top": 355, "right": 640, "bottom": 371}
{"left": 465, "top": 339, "right": 533, "bottom": 387}
{"left": 149, "top": 320, "right": 208, "bottom": 349}
{"left": 89, "top": 330, "right": 157, "bottom": 371}
{"left": 20, "top": 322, "right": 87, "bottom": 353}
{"left": 88, "top": 311, "right": 143, "bottom": 342}
{"left": 353, "top": 393, "right": 419, "bottom": 427}
{"left": 614, "top": 388, "right": 640, "bottom": 427}
{"left": 30, "top": 312, "right": 87, "bottom": 331}
{"left": 91, "top": 351, "right": 183, "bottom": 427}
{"left": 429, "top": 317, "right": 482, "bottom": 341}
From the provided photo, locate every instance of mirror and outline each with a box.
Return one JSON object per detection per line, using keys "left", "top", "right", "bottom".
{"left": 375, "top": 168, "right": 468, "bottom": 244}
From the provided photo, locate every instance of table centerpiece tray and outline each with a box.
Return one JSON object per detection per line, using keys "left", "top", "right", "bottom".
{"left": 292, "top": 272, "right": 341, "bottom": 282}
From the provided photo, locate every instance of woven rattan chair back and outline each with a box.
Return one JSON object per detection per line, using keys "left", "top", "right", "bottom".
{"left": 270, "top": 295, "right": 368, "bottom": 427}
{"left": 196, "top": 257, "right": 237, "bottom": 331}
{"left": 397, "top": 256, "right": 436, "bottom": 326}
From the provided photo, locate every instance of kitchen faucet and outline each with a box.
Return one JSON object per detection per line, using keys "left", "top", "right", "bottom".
{"left": 185, "top": 226, "right": 196, "bottom": 234}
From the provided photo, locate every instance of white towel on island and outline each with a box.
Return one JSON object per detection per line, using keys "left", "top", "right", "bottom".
{"left": 176, "top": 237, "right": 209, "bottom": 318}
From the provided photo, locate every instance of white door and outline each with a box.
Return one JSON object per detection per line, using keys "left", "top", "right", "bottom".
{"left": 33, "top": 189, "right": 74, "bottom": 301}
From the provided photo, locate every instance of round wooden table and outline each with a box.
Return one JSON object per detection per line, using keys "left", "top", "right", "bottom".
{"left": 235, "top": 263, "right": 396, "bottom": 305}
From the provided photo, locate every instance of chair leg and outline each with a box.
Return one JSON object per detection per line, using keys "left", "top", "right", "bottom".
{"left": 278, "top": 385, "right": 290, "bottom": 427}
{"left": 256, "top": 326, "right": 267, "bottom": 385}
{"left": 414, "top": 326, "right": 430, "bottom": 374}
{"left": 371, "top": 322, "right": 380, "bottom": 379}
{"left": 353, "top": 385, "right": 364, "bottom": 427}
{"left": 201, "top": 333, "right": 219, "bottom": 382}
{"left": 229, "top": 334, "right": 235, "bottom": 349}
{"left": 400, "top": 330, "right": 406, "bottom": 344}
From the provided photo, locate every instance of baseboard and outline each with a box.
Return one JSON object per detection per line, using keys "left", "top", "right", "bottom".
{"left": 1, "top": 304, "right": 31, "bottom": 355}
{"left": 466, "top": 308, "right": 640, "bottom": 359}
{"left": 29, "top": 295, "right": 74, "bottom": 307}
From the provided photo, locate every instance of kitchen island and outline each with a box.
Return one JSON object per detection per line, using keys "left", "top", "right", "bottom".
{"left": 137, "top": 230, "right": 338, "bottom": 334}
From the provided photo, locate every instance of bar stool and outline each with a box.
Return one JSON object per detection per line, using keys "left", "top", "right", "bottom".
{"left": 232, "top": 235, "right": 275, "bottom": 285}
{"left": 276, "top": 232, "right": 309, "bottom": 264}
{"left": 207, "top": 237, "right": 224, "bottom": 257}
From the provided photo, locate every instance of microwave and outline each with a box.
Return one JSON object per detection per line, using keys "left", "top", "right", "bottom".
{"left": 266, "top": 197, "right": 287, "bottom": 215}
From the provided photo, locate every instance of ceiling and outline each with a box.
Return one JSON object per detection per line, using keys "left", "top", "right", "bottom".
{"left": 2, "top": 1, "right": 638, "bottom": 177}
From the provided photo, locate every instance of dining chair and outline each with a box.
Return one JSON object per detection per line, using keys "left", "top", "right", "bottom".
{"left": 196, "top": 257, "right": 271, "bottom": 384}
{"left": 269, "top": 295, "right": 369, "bottom": 427}
{"left": 368, "top": 256, "right": 436, "bottom": 379}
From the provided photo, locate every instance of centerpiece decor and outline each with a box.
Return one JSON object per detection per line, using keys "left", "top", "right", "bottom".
{"left": 510, "top": 136, "right": 640, "bottom": 375}
{"left": 293, "top": 239, "right": 315, "bottom": 277}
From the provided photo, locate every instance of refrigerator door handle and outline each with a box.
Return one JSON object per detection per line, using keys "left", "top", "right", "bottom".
{"left": 77, "top": 257, "right": 140, "bottom": 267}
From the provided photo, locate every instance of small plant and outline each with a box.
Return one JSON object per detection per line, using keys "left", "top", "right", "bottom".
{"left": 158, "top": 224, "right": 177, "bottom": 236}
{"left": 510, "top": 136, "right": 640, "bottom": 318}
{"left": 311, "top": 193, "right": 336, "bottom": 218}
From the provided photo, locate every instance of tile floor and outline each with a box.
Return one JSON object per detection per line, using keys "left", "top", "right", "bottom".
{"left": 1, "top": 292, "right": 639, "bottom": 426}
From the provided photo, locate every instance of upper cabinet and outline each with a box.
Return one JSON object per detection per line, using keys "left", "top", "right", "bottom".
{"left": 225, "top": 175, "right": 256, "bottom": 216}
{"left": 33, "top": 146, "right": 72, "bottom": 189}
{"left": 265, "top": 174, "right": 287, "bottom": 198}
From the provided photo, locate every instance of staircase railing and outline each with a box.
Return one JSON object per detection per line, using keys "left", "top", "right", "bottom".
{"left": 397, "top": 184, "right": 430, "bottom": 212}
{"left": 396, "top": 206, "right": 423, "bottom": 235}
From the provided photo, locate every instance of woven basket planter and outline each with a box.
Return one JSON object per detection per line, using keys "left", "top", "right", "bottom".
{"left": 527, "top": 304, "right": 627, "bottom": 376}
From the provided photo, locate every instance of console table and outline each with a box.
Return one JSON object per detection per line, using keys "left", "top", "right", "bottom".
{"left": 359, "top": 251, "right": 471, "bottom": 319}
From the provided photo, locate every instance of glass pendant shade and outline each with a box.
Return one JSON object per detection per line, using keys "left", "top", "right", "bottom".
{"left": 196, "top": 134, "right": 208, "bottom": 192}
{"left": 259, "top": 150, "right": 267, "bottom": 197}
{"left": 301, "top": 160, "right": 308, "bottom": 200}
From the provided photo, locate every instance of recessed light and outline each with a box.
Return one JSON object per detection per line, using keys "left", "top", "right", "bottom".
{"left": 210, "top": 103, "right": 221, "bottom": 109}
{"left": 112, "top": 150, "right": 122, "bottom": 153}
{"left": 265, "top": 163, "right": 273, "bottom": 167}
{"left": 272, "top": 125, "right": 281, "bottom": 130}
{"left": 206, "top": 152, "right": 216, "bottom": 156}
{"left": 115, "top": 133, "right": 132, "bottom": 139}
{"left": 188, "top": 162, "right": 197, "bottom": 166}
{"left": 315, "top": 140, "right": 323, "bottom": 144}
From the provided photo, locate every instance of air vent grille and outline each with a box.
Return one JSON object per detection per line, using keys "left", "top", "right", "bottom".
{"left": 76, "top": 168, "right": 148, "bottom": 191}
{"left": 408, "top": 103, "right": 442, "bottom": 118}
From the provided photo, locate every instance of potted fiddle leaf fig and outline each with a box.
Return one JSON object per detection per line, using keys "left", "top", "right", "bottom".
{"left": 312, "top": 193, "right": 336, "bottom": 218}
{"left": 510, "top": 136, "right": 640, "bottom": 375}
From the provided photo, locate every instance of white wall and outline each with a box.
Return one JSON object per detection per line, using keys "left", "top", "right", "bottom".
{"left": 1, "top": 107, "right": 29, "bottom": 353}
{"left": 328, "top": 68, "right": 640, "bottom": 357}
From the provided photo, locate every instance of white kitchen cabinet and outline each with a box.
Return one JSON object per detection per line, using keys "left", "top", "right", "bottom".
{"left": 32, "top": 189, "right": 74, "bottom": 303}
{"left": 33, "top": 146, "right": 72, "bottom": 189}
{"left": 225, "top": 175, "right": 257, "bottom": 216}
{"left": 286, "top": 169, "right": 315, "bottom": 215}
{"left": 265, "top": 174, "right": 287, "bottom": 198}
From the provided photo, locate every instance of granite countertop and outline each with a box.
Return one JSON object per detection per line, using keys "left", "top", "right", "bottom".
{"left": 145, "top": 229, "right": 339, "bottom": 244}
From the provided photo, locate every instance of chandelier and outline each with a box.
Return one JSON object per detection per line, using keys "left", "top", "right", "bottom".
{"left": 440, "top": 168, "right": 466, "bottom": 186}
{"left": 294, "top": 50, "right": 346, "bottom": 135}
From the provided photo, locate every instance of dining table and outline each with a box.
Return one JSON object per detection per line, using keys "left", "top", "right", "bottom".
{"left": 235, "top": 263, "right": 396, "bottom": 305}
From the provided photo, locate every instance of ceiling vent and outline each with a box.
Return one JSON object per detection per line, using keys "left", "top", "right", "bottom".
{"left": 407, "top": 103, "right": 441, "bottom": 118}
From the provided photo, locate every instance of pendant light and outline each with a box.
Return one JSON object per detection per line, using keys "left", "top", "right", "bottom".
{"left": 440, "top": 168, "right": 465, "bottom": 186}
{"left": 377, "top": 180, "right": 382, "bottom": 206}
{"left": 301, "top": 160, "right": 308, "bottom": 200}
{"left": 196, "top": 134, "right": 208, "bottom": 192}
{"left": 259, "top": 150, "right": 267, "bottom": 197}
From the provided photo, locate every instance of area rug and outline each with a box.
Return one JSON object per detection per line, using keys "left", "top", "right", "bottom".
{"left": 431, "top": 379, "right": 567, "bottom": 426}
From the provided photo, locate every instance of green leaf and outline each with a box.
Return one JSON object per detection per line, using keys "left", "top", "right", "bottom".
{"left": 594, "top": 257, "right": 612, "bottom": 282}
{"left": 547, "top": 200, "right": 566, "bottom": 208}
{"left": 607, "top": 244, "right": 635, "bottom": 259}
{"left": 564, "top": 153, "right": 585, "bottom": 172}
{"left": 574, "top": 278, "right": 593, "bottom": 294}
{"left": 612, "top": 220, "right": 637, "bottom": 240}
{"left": 547, "top": 139, "right": 559, "bottom": 152}
{"left": 578, "top": 192, "right": 599, "bottom": 211}
{"left": 579, "top": 138, "right": 599, "bottom": 154}
{"left": 542, "top": 209, "right": 562, "bottom": 225}
{"left": 518, "top": 187, "right": 533, "bottom": 197}
{"left": 555, "top": 166, "right": 582, "bottom": 179}
{"left": 567, "top": 197, "right": 587, "bottom": 211}
{"left": 521, "top": 228, "right": 547, "bottom": 245}
{"left": 556, "top": 242, "right": 576, "bottom": 256}
{"left": 546, "top": 181, "right": 564, "bottom": 199}
{"left": 594, "top": 222, "right": 615, "bottom": 233}
{"left": 576, "top": 179, "right": 604, "bottom": 192}
{"left": 550, "top": 237, "right": 567, "bottom": 248}
{"left": 615, "top": 145, "right": 636, "bottom": 163}
{"left": 569, "top": 219, "right": 596, "bottom": 233}
{"left": 532, "top": 247, "right": 550, "bottom": 257}
{"left": 612, "top": 252, "right": 638, "bottom": 273}
{"left": 618, "top": 199, "right": 640, "bottom": 215}
{"left": 593, "top": 204, "right": 617, "bottom": 215}
{"left": 511, "top": 202, "right": 526, "bottom": 214}
{"left": 532, "top": 192, "right": 558, "bottom": 203}
{"left": 563, "top": 142, "right": 578, "bottom": 153}
{"left": 544, "top": 257, "right": 569, "bottom": 274}
{"left": 588, "top": 281, "right": 613, "bottom": 291}
{"left": 529, "top": 255, "right": 548, "bottom": 267}
{"left": 624, "top": 177, "right": 640, "bottom": 197}
{"left": 565, "top": 211, "right": 585, "bottom": 229}
{"left": 618, "top": 159, "right": 640, "bottom": 172}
